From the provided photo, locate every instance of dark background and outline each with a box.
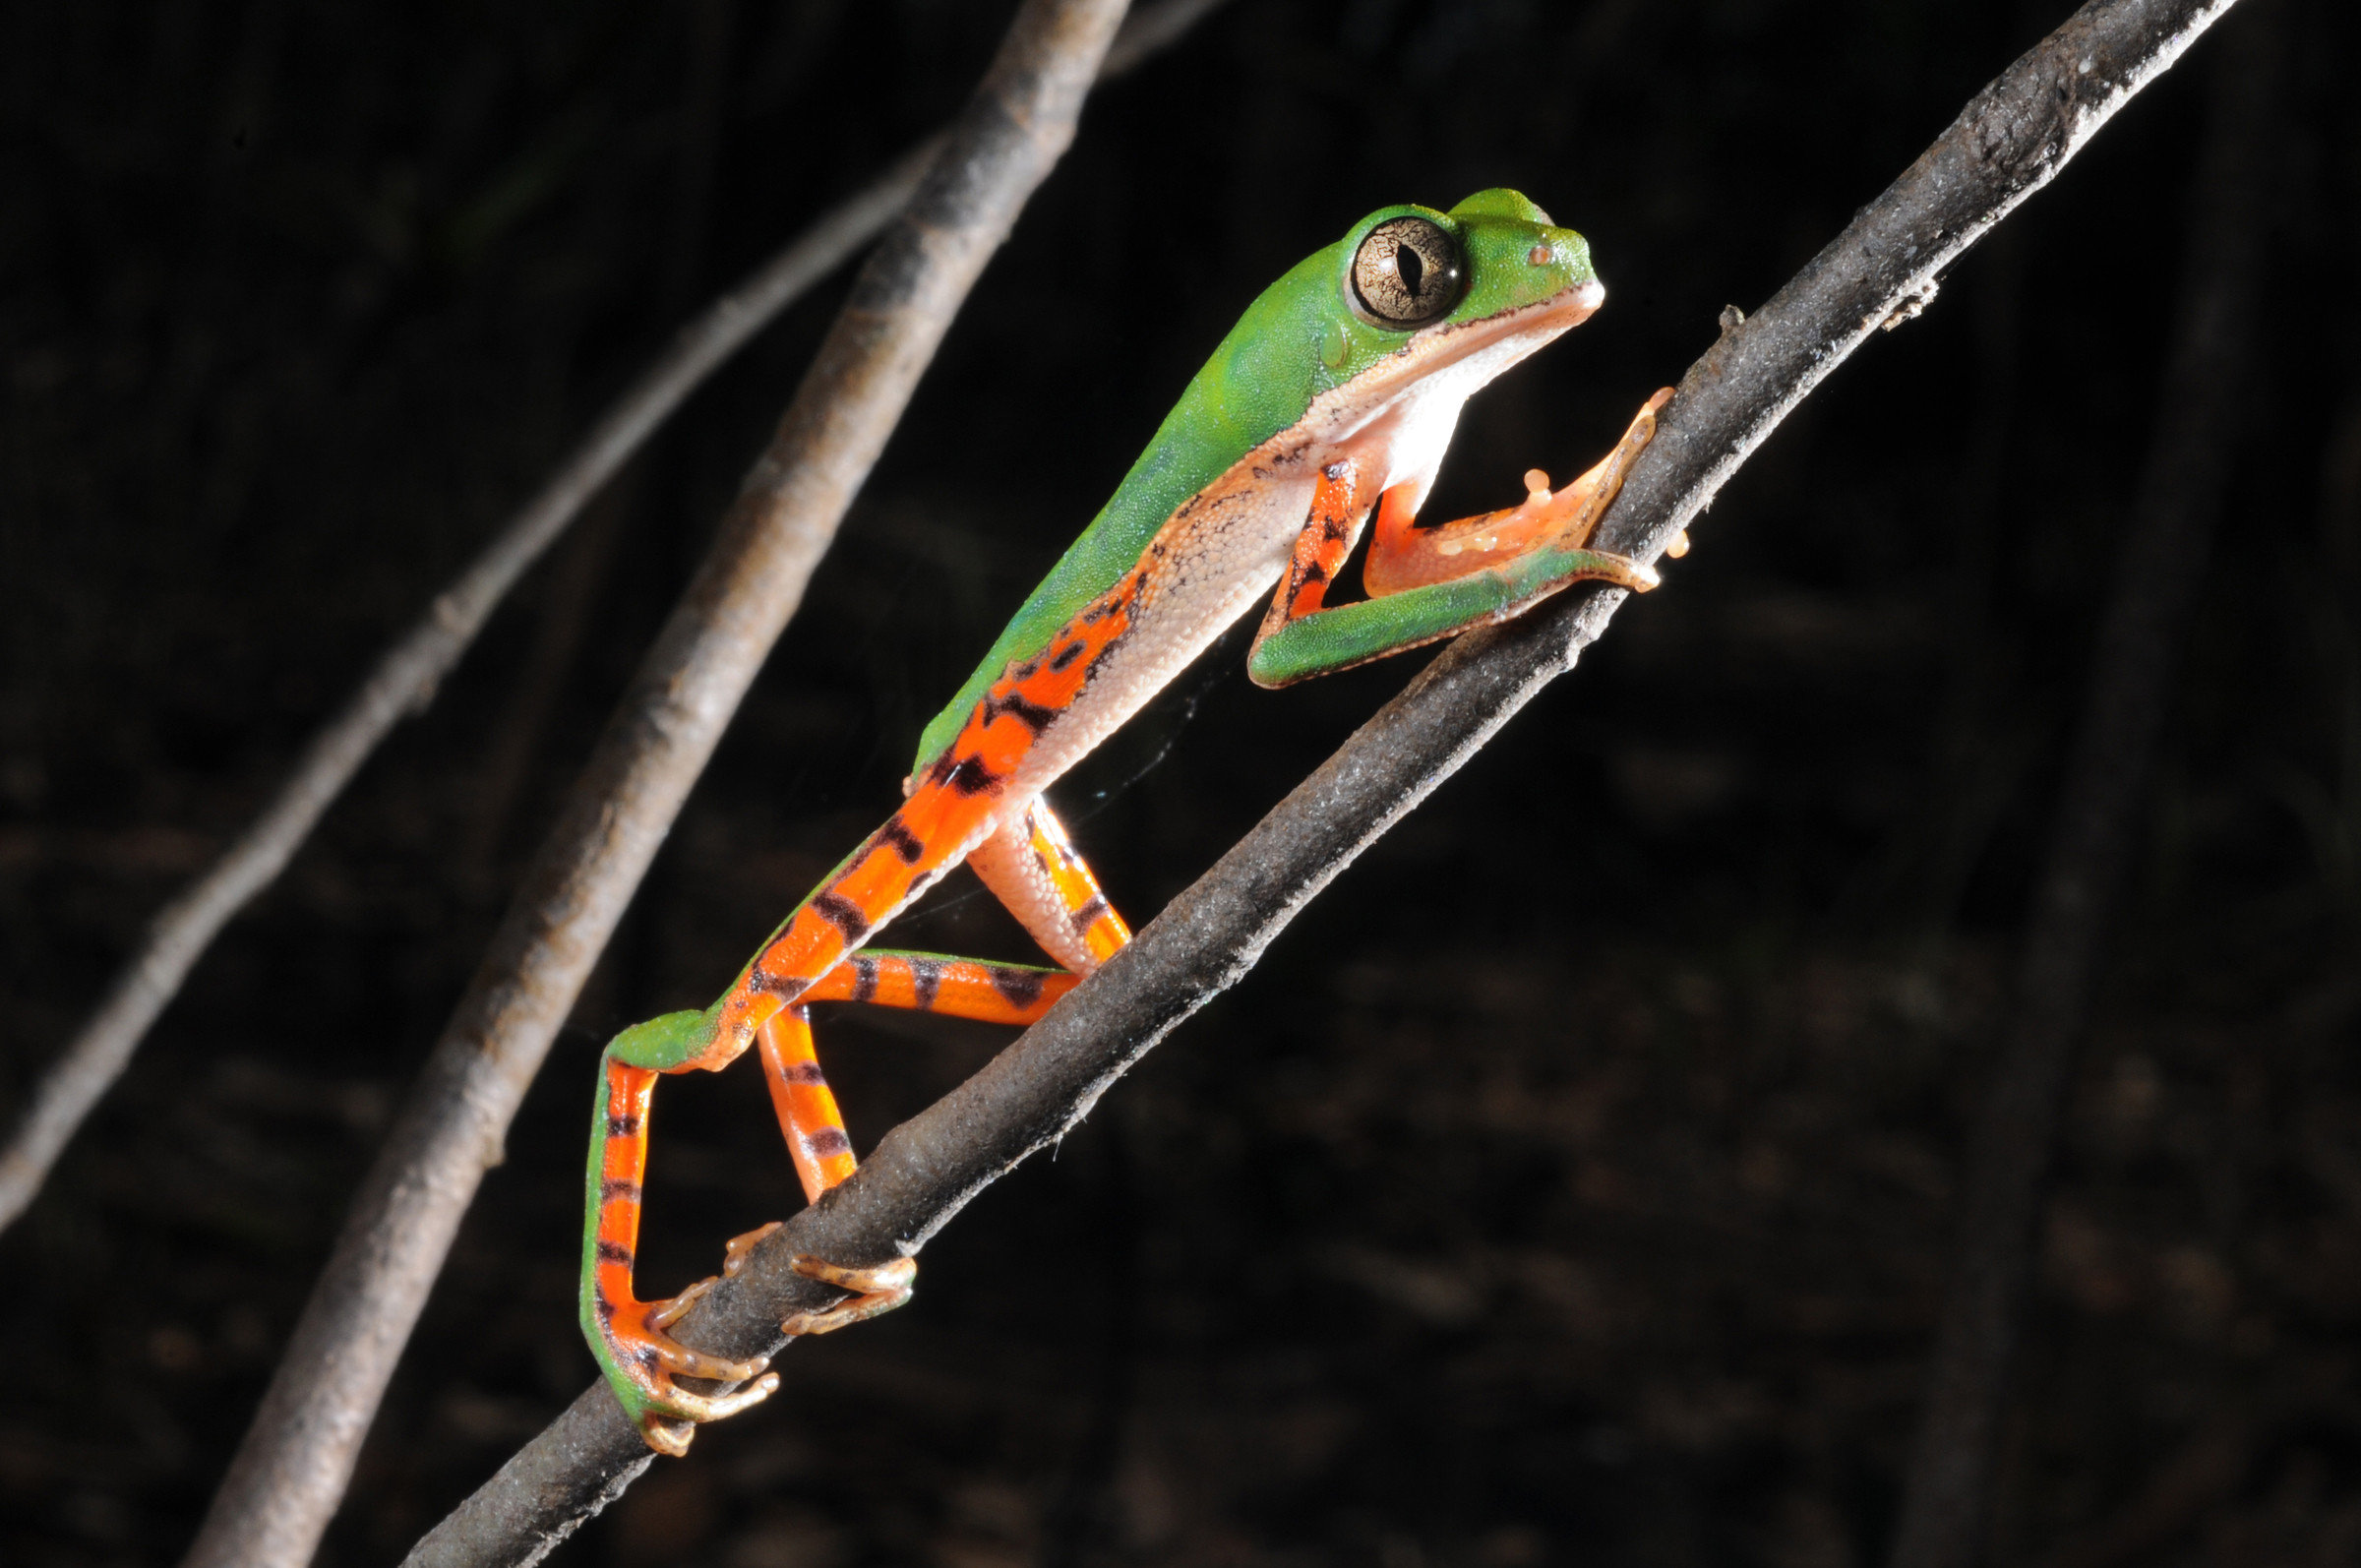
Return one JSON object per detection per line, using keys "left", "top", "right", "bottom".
{"left": 4, "top": 1, "right": 2359, "bottom": 1564}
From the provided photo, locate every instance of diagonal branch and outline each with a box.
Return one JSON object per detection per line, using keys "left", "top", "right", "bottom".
{"left": 399, "top": 1, "right": 2241, "bottom": 1563}
{"left": 0, "top": 0, "right": 1228, "bottom": 1241}
{"left": 173, "top": 4, "right": 1133, "bottom": 1567}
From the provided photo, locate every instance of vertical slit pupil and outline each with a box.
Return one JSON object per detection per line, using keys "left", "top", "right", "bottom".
{"left": 1396, "top": 243, "right": 1424, "bottom": 297}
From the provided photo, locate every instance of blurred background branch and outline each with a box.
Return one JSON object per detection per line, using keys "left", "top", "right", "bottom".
{"left": 175, "top": 3, "right": 1130, "bottom": 1565}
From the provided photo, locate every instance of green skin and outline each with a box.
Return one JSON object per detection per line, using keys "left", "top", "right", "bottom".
{"left": 584, "top": 190, "right": 1636, "bottom": 1439}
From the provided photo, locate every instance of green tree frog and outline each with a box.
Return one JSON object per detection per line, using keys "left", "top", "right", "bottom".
{"left": 580, "top": 189, "right": 1675, "bottom": 1455}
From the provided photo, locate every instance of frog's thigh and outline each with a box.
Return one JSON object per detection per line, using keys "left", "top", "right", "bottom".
{"left": 968, "top": 795, "right": 1131, "bottom": 974}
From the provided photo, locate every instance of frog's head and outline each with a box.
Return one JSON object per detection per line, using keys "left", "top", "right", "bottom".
{"left": 1336, "top": 189, "right": 1600, "bottom": 342}
{"left": 1189, "top": 190, "right": 1604, "bottom": 458}
{"left": 1310, "top": 189, "right": 1603, "bottom": 398}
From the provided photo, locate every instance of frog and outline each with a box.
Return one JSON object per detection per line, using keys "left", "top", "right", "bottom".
{"left": 580, "top": 188, "right": 1677, "bottom": 1456}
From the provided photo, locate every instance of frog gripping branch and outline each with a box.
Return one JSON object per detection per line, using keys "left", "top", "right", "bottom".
{"left": 580, "top": 189, "right": 1676, "bottom": 1456}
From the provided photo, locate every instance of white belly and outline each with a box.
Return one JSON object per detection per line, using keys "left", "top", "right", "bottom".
{"left": 1011, "top": 462, "right": 1316, "bottom": 797}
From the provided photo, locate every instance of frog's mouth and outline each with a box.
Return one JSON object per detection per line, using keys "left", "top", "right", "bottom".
{"left": 1396, "top": 276, "right": 1604, "bottom": 376}
{"left": 1309, "top": 279, "right": 1606, "bottom": 450}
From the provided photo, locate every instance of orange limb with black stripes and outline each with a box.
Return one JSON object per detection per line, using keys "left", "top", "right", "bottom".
{"left": 582, "top": 785, "right": 1129, "bottom": 1457}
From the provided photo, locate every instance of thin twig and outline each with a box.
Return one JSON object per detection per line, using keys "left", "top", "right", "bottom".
{"left": 0, "top": 0, "right": 1227, "bottom": 1239}
{"left": 1885, "top": 7, "right": 2283, "bottom": 1567}
{"left": 173, "top": 5, "right": 1130, "bottom": 1567}
{"left": 399, "top": 2, "right": 2240, "bottom": 1563}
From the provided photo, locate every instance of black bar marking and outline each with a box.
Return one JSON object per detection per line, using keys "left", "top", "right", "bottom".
{"left": 781, "top": 1059, "right": 827, "bottom": 1085}
{"left": 600, "top": 1178, "right": 641, "bottom": 1204}
{"left": 989, "top": 966, "right": 1047, "bottom": 1009}
{"left": 942, "top": 754, "right": 1000, "bottom": 796}
{"left": 806, "top": 1127, "right": 854, "bottom": 1158}
{"left": 910, "top": 956, "right": 943, "bottom": 1011}
{"left": 606, "top": 1114, "right": 642, "bottom": 1140}
{"left": 813, "top": 891, "right": 870, "bottom": 942}
{"left": 748, "top": 964, "right": 808, "bottom": 998}
{"left": 984, "top": 690, "right": 1059, "bottom": 734}
{"left": 851, "top": 955, "right": 879, "bottom": 1004}
{"left": 1048, "top": 640, "right": 1085, "bottom": 673}
{"left": 597, "top": 1239, "right": 634, "bottom": 1265}
{"left": 878, "top": 819, "right": 925, "bottom": 864}
{"left": 1069, "top": 895, "right": 1112, "bottom": 936}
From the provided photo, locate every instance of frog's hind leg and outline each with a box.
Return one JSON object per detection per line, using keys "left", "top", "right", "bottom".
{"left": 740, "top": 950, "right": 1080, "bottom": 1337}
{"left": 586, "top": 1021, "right": 787, "bottom": 1457}
{"left": 743, "top": 795, "right": 1131, "bottom": 1339}
{"left": 761, "top": 953, "right": 1081, "bottom": 1203}
{"left": 966, "top": 794, "right": 1132, "bottom": 974}
{"left": 590, "top": 945, "right": 1078, "bottom": 1454}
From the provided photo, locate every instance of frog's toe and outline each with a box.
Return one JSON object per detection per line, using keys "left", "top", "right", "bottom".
{"left": 651, "top": 1370, "right": 780, "bottom": 1423}
{"left": 635, "top": 1369, "right": 780, "bottom": 1458}
{"left": 723, "top": 1221, "right": 784, "bottom": 1277}
{"left": 640, "top": 1413, "right": 696, "bottom": 1459}
{"left": 779, "top": 1254, "right": 918, "bottom": 1337}
{"left": 604, "top": 1288, "right": 780, "bottom": 1455}
{"left": 615, "top": 1344, "right": 780, "bottom": 1457}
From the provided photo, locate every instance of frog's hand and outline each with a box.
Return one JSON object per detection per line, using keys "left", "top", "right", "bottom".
{"left": 1245, "top": 389, "right": 1674, "bottom": 689}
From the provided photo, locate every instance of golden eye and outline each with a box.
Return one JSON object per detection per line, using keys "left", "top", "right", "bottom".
{"left": 1350, "top": 216, "right": 1463, "bottom": 328}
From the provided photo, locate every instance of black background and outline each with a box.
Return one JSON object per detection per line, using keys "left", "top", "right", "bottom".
{"left": 5, "top": 1, "right": 2360, "bottom": 1564}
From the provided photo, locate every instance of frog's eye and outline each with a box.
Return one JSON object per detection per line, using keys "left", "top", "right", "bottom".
{"left": 1350, "top": 216, "right": 1464, "bottom": 329}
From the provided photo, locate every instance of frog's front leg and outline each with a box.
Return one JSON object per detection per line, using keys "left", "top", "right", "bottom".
{"left": 1245, "top": 388, "right": 1675, "bottom": 688}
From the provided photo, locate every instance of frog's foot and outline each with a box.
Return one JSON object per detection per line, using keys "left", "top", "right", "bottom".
{"left": 605, "top": 1284, "right": 780, "bottom": 1458}
{"left": 779, "top": 1254, "right": 918, "bottom": 1337}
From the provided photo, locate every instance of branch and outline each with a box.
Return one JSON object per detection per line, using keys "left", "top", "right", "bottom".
{"left": 399, "top": 1, "right": 2241, "bottom": 1563}
{"left": 173, "top": 4, "right": 1132, "bottom": 1567}
{"left": 1885, "top": 6, "right": 2285, "bottom": 1566}
{"left": 0, "top": 0, "right": 1228, "bottom": 1239}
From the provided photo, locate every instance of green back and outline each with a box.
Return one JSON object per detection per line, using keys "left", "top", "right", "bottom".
{"left": 909, "top": 189, "right": 1597, "bottom": 771}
